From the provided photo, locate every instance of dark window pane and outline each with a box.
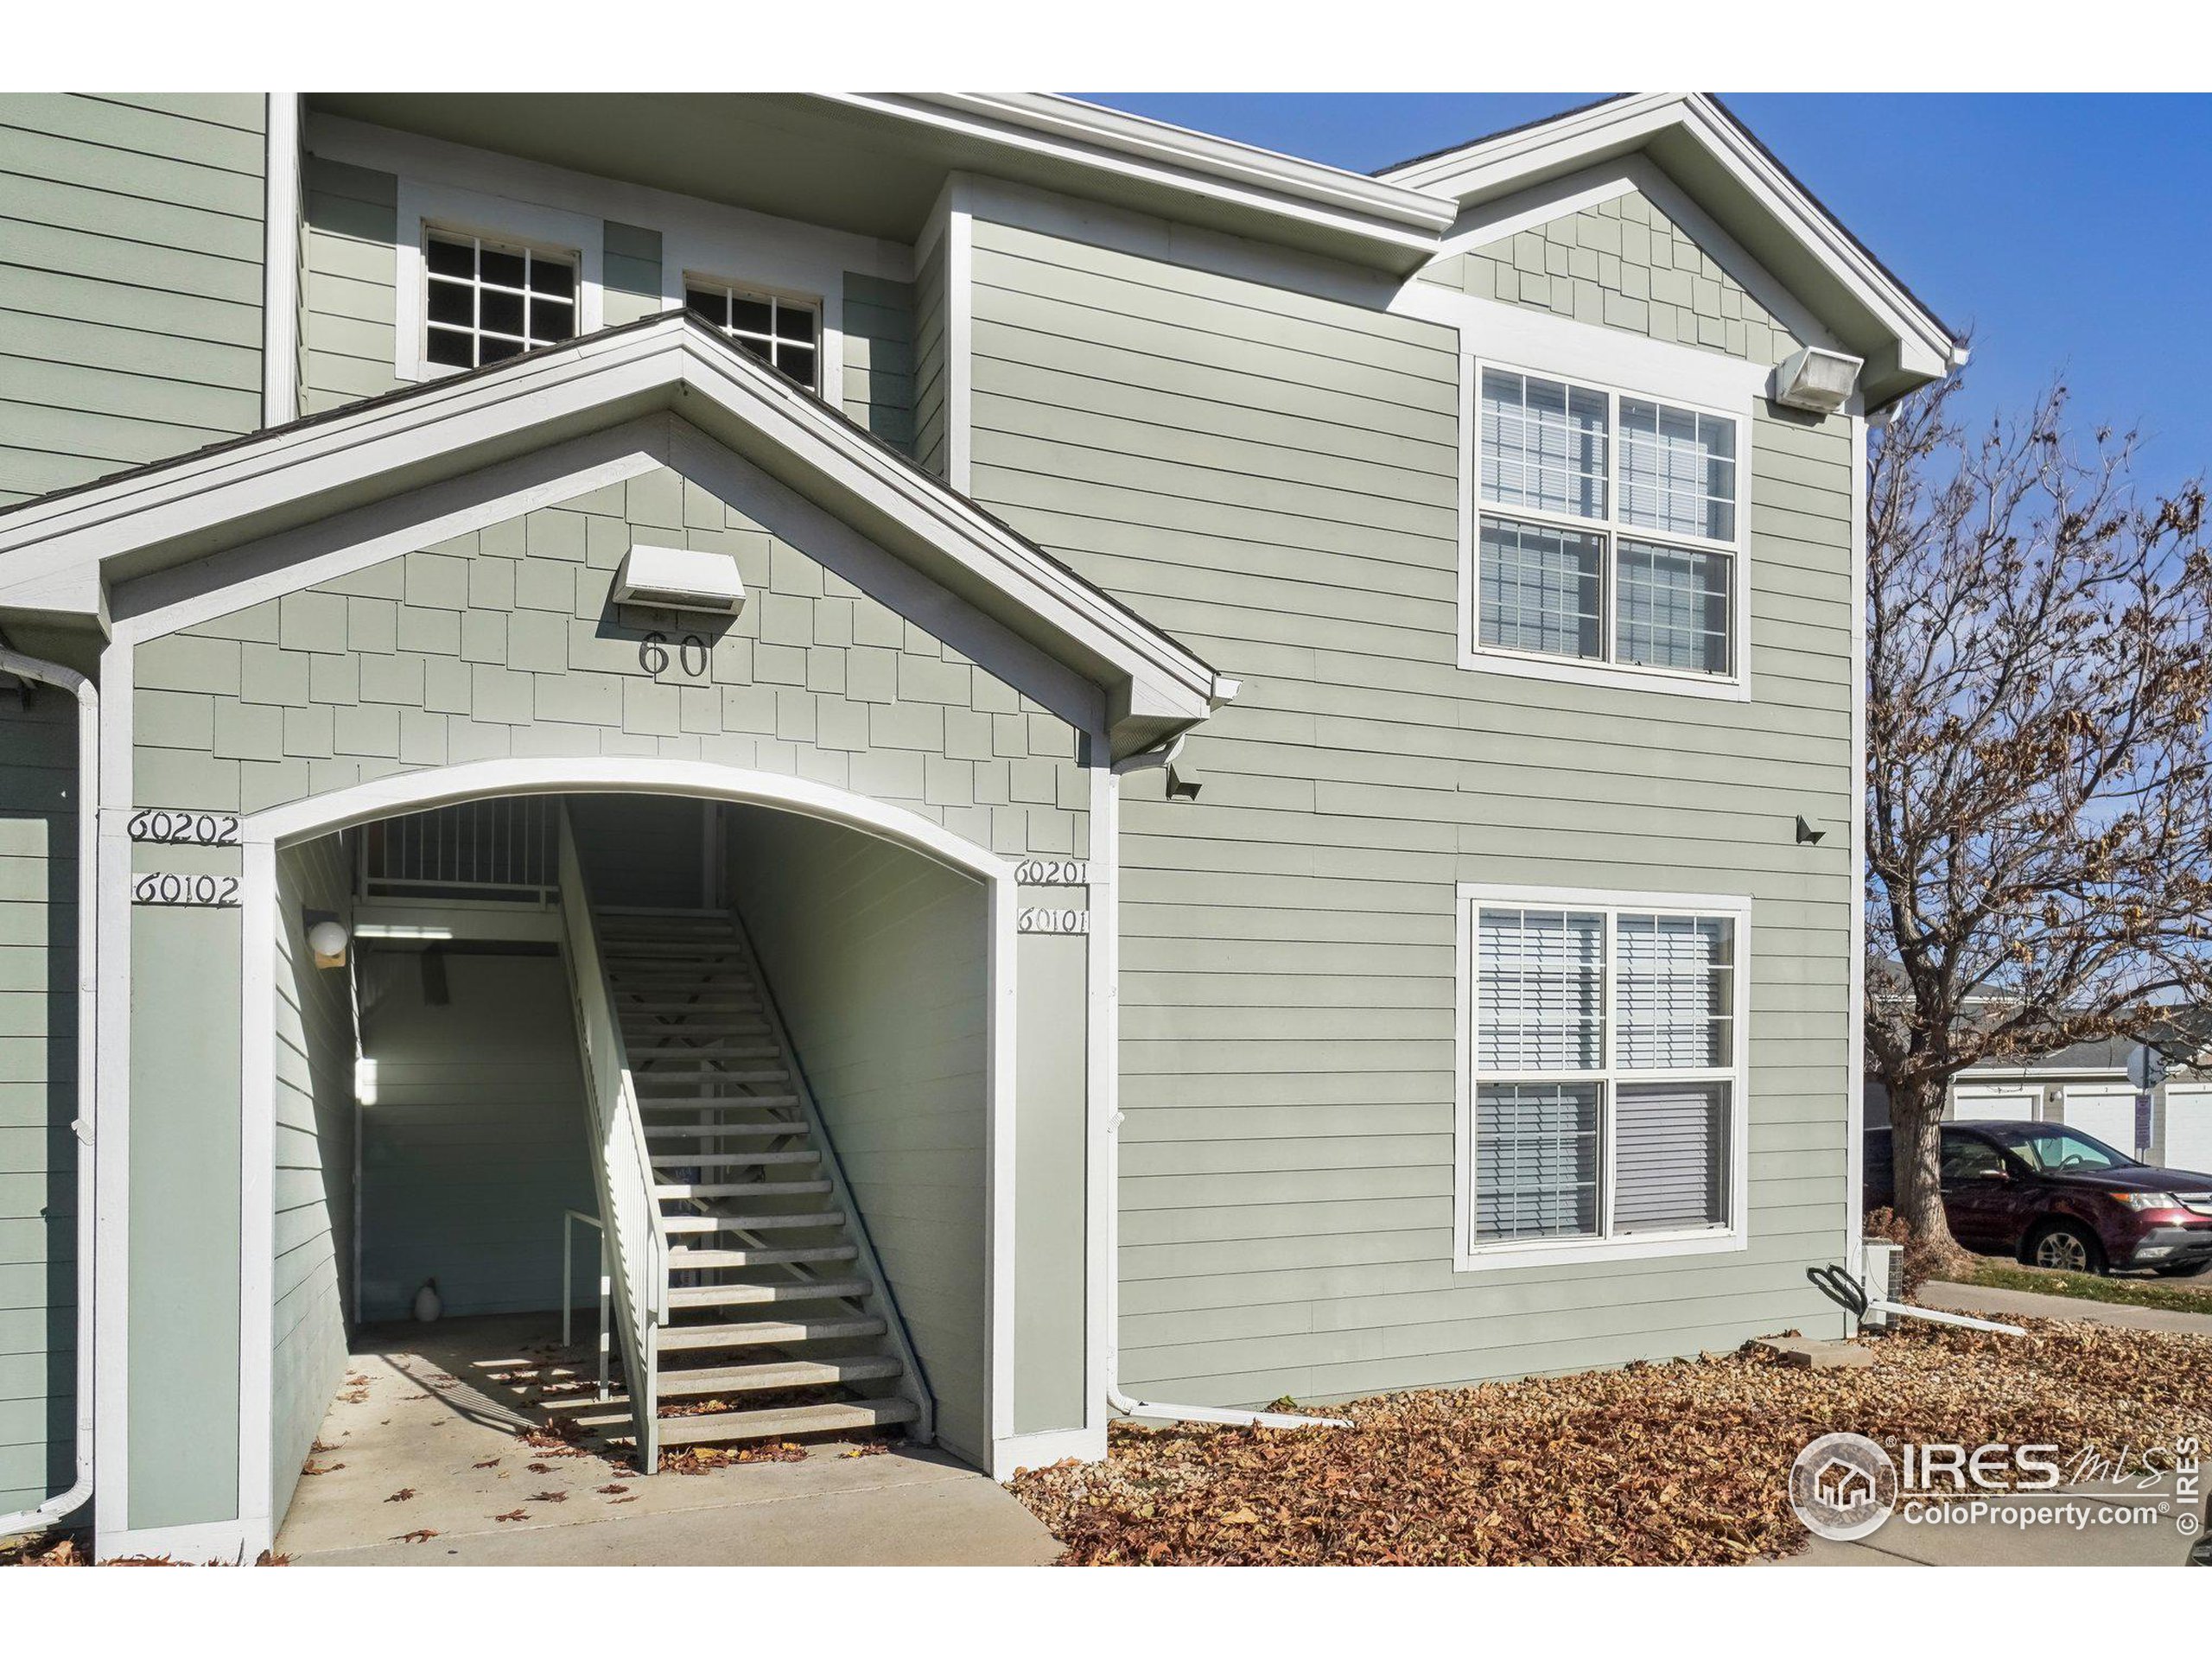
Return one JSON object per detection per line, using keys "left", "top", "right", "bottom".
{"left": 479, "top": 288, "right": 525, "bottom": 337}
{"left": 779, "top": 304, "right": 818, "bottom": 345}
{"left": 425, "top": 327, "right": 474, "bottom": 368}
{"left": 426, "top": 278, "right": 474, "bottom": 328}
{"left": 685, "top": 289, "right": 724, "bottom": 323}
{"left": 479, "top": 245, "right": 526, "bottom": 289}
{"left": 734, "top": 334, "right": 771, "bottom": 365}
{"left": 531, "top": 257, "right": 575, "bottom": 299}
{"left": 1478, "top": 515, "right": 1605, "bottom": 660}
{"left": 729, "top": 296, "right": 774, "bottom": 337}
{"left": 777, "top": 343, "right": 817, "bottom": 388}
{"left": 426, "top": 234, "right": 474, "bottom": 278}
{"left": 531, "top": 297, "right": 575, "bottom": 343}
{"left": 479, "top": 334, "right": 525, "bottom": 365}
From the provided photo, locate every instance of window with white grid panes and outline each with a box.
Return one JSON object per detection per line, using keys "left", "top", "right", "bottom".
{"left": 424, "top": 231, "right": 577, "bottom": 370}
{"left": 684, "top": 281, "right": 821, "bottom": 390}
{"left": 1472, "top": 366, "right": 1740, "bottom": 681}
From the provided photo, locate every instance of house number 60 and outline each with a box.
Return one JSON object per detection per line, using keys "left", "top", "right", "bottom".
{"left": 639, "top": 630, "right": 711, "bottom": 680}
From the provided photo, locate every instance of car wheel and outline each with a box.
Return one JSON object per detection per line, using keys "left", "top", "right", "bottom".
{"left": 2026, "top": 1221, "right": 2107, "bottom": 1275}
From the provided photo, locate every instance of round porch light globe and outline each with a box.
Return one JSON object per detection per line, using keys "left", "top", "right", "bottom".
{"left": 308, "top": 920, "right": 350, "bottom": 958}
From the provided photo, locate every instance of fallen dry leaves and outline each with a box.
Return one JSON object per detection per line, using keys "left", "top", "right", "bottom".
{"left": 394, "top": 1529, "right": 439, "bottom": 1544}
{"left": 384, "top": 1488, "right": 416, "bottom": 1503}
{"left": 1011, "top": 1318, "right": 2212, "bottom": 1566}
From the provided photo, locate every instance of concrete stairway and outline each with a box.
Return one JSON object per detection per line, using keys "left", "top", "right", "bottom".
{"left": 586, "top": 910, "right": 924, "bottom": 1455}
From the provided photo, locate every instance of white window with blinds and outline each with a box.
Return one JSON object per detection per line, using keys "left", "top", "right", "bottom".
{"left": 1455, "top": 883, "right": 1751, "bottom": 1270}
{"left": 1461, "top": 358, "right": 1750, "bottom": 698}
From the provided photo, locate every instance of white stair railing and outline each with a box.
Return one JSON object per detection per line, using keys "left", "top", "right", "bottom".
{"left": 556, "top": 806, "right": 665, "bottom": 1469}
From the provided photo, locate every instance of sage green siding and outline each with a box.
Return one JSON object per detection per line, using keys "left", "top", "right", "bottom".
{"left": 0, "top": 691, "right": 77, "bottom": 1515}
{"left": 912, "top": 233, "right": 950, "bottom": 479}
{"left": 122, "top": 442, "right": 1088, "bottom": 1510}
{"left": 725, "top": 806, "right": 990, "bottom": 1462}
{"left": 269, "top": 834, "right": 353, "bottom": 1531}
{"left": 298, "top": 154, "right": 403, "bottom": 416}
{"left": 967, "top": 209, "right": 1857, "bottom": 1405}
{"left": 132, "top": 461, "right": 1086, "bottom": 854}
{"left": 0, "top": 93, "right": 265, "bottom": 506}
{"left": 602, "top": 219, "right": 663, "bottom": 327}
{"left": 842, "top": 270, "right": 916, "bottom": 454}
{"left": 356, "top": 948, "right": 592, "bottom": 1321}
{"left": 1420, "top": 186, "right": 1795, "bottom": 366}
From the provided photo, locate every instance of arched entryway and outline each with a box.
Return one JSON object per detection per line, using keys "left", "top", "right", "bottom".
{"left": 236, "top": 760, "right": 1017, "bottom": 1547}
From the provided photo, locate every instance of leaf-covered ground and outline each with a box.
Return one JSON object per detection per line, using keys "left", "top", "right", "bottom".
{"left": 1011, "top": 1318, "right": 2212, "bottom": 1566}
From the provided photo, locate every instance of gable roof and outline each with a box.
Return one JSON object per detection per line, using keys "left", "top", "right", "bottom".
{"left": 0, "top": 311, "right": 1227, "bottom": 761}
{"left": 1376, "top": 92, "right": 1965, "bottom": 408}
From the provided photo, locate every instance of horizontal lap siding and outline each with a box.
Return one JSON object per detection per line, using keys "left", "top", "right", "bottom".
{"left": 912, "top": 236, "right": 949, "bottom": 479}
{"left": 968, "top": 215, "right": 1857, "bottom": 1403}
{"left": 298, "top": 154, "right": 404, "bottom": 416}
{"left": 0, "top": 693, "right": 77, "bottom": 1512}
{"left": 269, "top": 835, "right": 354, "bottom": 1529}
{"left": 842, "top": 270, "right": 916, "bottom": 456}
{"left": 0, "top": 93, "right": 264, "bottom": 506}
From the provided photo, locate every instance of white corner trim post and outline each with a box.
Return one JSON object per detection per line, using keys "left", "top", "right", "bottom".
{"left": 1846, "top": 403, "right": 1871, "bottom": 1320}
{"left": 0, "top": 651, "right": 99, "bottom": 1541}
{"left": 263, "top": 94, "right": 302, "bottom": 429}
{"left": 1093, "top": 753, "right": 1350, "bottom": 1435}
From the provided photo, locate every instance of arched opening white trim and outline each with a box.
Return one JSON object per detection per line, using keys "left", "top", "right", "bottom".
{"left": 243, "top": 756, "right": 1014, "bottom": 883}
{"left": 232, "top": 757, "right": 1018, "bottom": 1548}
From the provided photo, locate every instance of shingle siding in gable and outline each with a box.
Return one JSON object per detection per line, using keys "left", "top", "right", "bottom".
{"left": 964, "top": 209, "right": 1858, "bottom": 1406}
{"left": 131, "top": 464, "right": 1087, "bottom": 861}
{"left": 1421, "top": 186, "right": 1798, "bottom": 366}
{"left": 0, "top": 92, "right": 266, "bottom": 506}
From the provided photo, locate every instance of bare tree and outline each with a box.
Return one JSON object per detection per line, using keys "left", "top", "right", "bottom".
{"left": 1866, "top": 372, "right": 2212, "bottom": 1254}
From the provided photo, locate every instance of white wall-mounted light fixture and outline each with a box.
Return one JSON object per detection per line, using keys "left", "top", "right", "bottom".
{"left": 307, "top": 916, "right": 350, "bottom": 969}
{"left": 1770, "top": 346, "right": 1865, "bottom": 415}
{"left": 613, "top": 543, "right": 747, "bottom": 618}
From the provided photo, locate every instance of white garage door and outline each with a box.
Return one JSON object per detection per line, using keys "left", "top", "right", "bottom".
{"left": 2061, "top": 1085, "right": 2141, "bottom": 1159}
{"left": 2162, "top": 1084, "right": 2212, "bottom": 1174}
{"left": 1953, "top": 1088, "right": 2038, "bottom": 1123}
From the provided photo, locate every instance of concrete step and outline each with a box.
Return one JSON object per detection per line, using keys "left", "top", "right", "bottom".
{"left": 660, "top": 1181, "right": 834, "bottom": 1213}
{"left": 666, "top": 1244, "right": 858, "bottom": 1270}
{"left": 660, "top": 1209, "right": 845, "bottom": 1233}
{"left": 651, "top": 1150, "right": 818, "bottom": 1169}
{"left": 652, "top": 1354, "right": 901, "bottom": 1397}
{"left": 667, "top": 1277, "right": 873, "bottom": 1309}
{"left": 642, "top": 1121, "right": 804, "bottom": 1140}
{"left": 653, "top": 1397, "right": 917, "bottom": 1446}
{"left": 658, "top": 1314, "right": 887, "bottom": 1351}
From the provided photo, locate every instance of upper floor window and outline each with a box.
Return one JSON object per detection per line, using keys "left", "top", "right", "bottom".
{"left": 424, "top": 230, "right": 577, "bottom": 370}
{"left": 684, "top": 279, "right": 820, "bottom": 391}
{"left": 1472, "top": 365, "right": 1741, "bottom": 683}
{"left": 1458, "top": 885, "right": 1749, "bottom": 1270}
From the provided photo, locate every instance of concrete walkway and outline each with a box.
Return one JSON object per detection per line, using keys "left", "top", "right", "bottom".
{"left": 1920, "top": 1280, "right": 2212, "bottom": 1337}
{"left": 276, "top": 1316, "right": 1060, "bottom": 1567}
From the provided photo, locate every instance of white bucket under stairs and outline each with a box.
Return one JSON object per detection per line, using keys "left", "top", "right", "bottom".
{"left": 554, "top": 809, "right": 931, "bottom": 1467}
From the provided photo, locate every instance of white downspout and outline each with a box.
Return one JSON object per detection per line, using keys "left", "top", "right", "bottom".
{"left": 1103, "top": 731, "right": 1348, "bottom": 1433}
{"left": 0, "top": 649, "right": 99, "bottom": 1539}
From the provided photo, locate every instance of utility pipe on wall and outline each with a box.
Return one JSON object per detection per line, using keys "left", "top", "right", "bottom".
{"left": 1101, "top": 745, "right": 1349, "bottom": 1434}
{"left": 0, "top": 648, "right": 99, "bottom": 1541}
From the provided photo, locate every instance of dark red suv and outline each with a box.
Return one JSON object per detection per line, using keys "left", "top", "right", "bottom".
{"left": 1865, "top": 1121, "right": 2212, "bottom": 1276}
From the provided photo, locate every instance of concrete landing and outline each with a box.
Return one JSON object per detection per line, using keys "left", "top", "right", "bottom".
{"left": 1920, "top": 1281, "right": 2212, "bottom": 1337}
{"left": 276, "top": 1315, "right": 1060, "bottom": 1567}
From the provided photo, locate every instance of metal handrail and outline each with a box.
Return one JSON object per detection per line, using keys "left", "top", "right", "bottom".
{"left": 556, "top": 807, "right": 666, "bottom": 1469}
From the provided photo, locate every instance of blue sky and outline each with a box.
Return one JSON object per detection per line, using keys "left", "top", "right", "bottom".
{"left": 1084, "top": 94, "right": 2212, "bottom": 493}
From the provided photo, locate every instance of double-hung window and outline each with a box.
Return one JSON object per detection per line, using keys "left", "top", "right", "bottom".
{"left": 1472, "top": 366, "right": 1742, "bottom": 683}
{"left": 1458, "top": 885, "right": 1748, "bottom": 1268}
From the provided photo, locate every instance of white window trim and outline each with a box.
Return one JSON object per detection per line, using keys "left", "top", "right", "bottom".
{"left": 1457, "top": 351, "right": 1754, "bottom": 701}
{"left": 1452, "top": 881, "right": 1752, "bottom": 1272}
{"left": 395, "top": 178, "right": 605, "bottom": 383}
